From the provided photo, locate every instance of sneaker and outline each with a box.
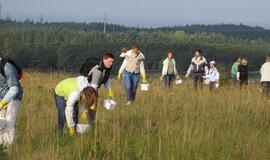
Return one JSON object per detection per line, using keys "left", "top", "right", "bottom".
{"left": 126, "top": 101, "right": 132, "bottom": 106}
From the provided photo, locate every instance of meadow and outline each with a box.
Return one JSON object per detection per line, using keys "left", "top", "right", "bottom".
{"left": 1, "top": 71, "right": 270, "bottom": 160}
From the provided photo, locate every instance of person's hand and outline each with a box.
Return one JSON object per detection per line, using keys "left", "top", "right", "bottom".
{"left": 0, "top": 99, "right": 8, "bottom": 111}
{"left": 117, "top": 72, "right": 122, "bottom": 80}
{"left": 80, "top": 111, "right": 88, "bottom": 122}
{"left": 90, "top": 103, "right": 97, "bottom": 111}
{"left": 160, "top": 75, "right": 164, "bottom": 81}
{"left": 108, "top": 88, "right": 114, "bottom": 98}
{"left": 69, "top": 127, "right": 75, "bottom": 136}
{"left": 141, "top": 73, "right": 147, "bottom": 83}
{"left": 185, "top": 73, "right": 190, "bottom": 78}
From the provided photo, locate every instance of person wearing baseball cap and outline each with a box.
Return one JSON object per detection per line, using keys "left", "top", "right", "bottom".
{"left": 208, "top": 61, "right": 220, "bottom": 91}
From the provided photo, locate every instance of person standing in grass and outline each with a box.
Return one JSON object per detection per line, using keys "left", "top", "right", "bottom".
{"left": 231, "top": 58, "right": 241, "bottom": 87}
{"left": 238, "top": 58, "right": 249, "bottom": 89}
{"left": 118, "top": 44, "right": 147, "bottom": 105}
{"left": 208, "top": 61, "right": 220, "bottom": 91}
{"left": 260, "top": 56, "right": 270, "bottom": 97}
{"left": 185, "top": 49, "right": 208, "bottom": 90}
{"left": 0, "top": 57, "right": 23, "bottom": 145}
{"left": 54, "top": 53, "right": 115, "bottom": 135}
{"left": 160, "top": 50, "right": 180, "bottom": 89}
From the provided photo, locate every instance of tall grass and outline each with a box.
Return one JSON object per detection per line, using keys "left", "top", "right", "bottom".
{"left": 4, "top": 71, "right": 270, "bottom": 160}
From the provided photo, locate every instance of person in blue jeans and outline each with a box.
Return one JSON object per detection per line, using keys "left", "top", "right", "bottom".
{"left": 54, "top": 77, "right": 97, "bottom": 135}
{"left": 160, "top": 50, "right": 180, "bottom": 89}
{"left": 118, "top": 44, "right": 147, "bottom": 105}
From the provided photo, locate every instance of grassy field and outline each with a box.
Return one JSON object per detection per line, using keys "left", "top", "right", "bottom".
{"left": 1, "top": 71, "right": 270, "bottom": 160}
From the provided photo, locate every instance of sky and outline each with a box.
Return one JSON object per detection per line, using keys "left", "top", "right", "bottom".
{"left": 0, "top": 0, "right": 269, "bottom": 28}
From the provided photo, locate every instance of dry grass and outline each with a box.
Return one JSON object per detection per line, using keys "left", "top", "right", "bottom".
{"left": 3, "top": 71, "right": 270, "bottom": 160}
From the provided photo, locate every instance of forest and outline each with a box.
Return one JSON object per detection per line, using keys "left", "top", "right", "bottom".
{"left": 0, "top": 20, "right": 270, "bottom": 74}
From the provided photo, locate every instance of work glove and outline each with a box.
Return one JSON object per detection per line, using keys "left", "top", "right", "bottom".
{"left": 69, "top": 127, "right": 75, "bottom": 136}
{"left": 80, "top": 111, "right": 88, "bottom": 122}
{"left": 117, "top": 72, "right": 122, "bottom": 80}
{"left": 0, "top": 99, "right": 8, "bottom": 111}
{"left": 160, "top": 75, "right": 164, "bottom": 81}
{"left": 141, "top": 73, "right": 147, "bottom": 83}
{"left": 108, "top": 88, "right": 114, "bottom": 98}
{"left": 176, "top": 74, "right": 180, "bottom": 80}
{"left": 90, "top": 103, "right": 97, "bottom": 111}
{"left": 185, "top": 73, "right": 190, "bottom": 78}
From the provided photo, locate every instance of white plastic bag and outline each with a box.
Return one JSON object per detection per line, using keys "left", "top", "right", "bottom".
{"left": 103, "top": 99, "right": 117, "bottom": 111}
{"left": 175, "top": 79, "right": 183, "bottom": 85}
{"left": 76, "top": 124, "right": 90, "bottom": 133}
{"left": 140, "top": 83, "right": 149, "bottom": 91}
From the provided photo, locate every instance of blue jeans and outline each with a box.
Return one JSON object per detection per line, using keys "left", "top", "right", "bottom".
{"left": 164, "top": 74, "right": 175, "bottom": 88}
{"left": 123, "top": 70, "right": 140, "bottom": 101}
{"left": 231, "top": 75, "right": 237, "bottom": 87}
{"left": 54, "top": 92, "right": 78, "bottom": 132}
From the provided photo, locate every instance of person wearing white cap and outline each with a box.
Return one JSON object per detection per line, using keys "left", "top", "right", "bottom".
{"left": 208, "top": 61, "right": 220, "bottom": 91}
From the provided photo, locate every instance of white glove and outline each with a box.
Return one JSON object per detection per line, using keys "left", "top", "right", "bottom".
{"left": 237, "top": 72, "right": 240, "bottom": 80}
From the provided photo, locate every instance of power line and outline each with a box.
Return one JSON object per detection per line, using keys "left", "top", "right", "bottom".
{"left": 103, "top": 12, "right": 108, "bottom": 34}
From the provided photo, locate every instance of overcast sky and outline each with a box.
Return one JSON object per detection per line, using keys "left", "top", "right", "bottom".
{"left": 0, "top": 0, "right": 269, "bottom": 28}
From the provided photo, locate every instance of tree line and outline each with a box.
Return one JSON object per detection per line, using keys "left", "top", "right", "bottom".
{"left": 0, "top": 20, "right": 270, "bottom": 74}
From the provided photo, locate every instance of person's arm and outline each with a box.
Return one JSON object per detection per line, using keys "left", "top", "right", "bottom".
{"left": 185, "top": 64, "right": 194, "bottom": 78}
{"left": 118, "top": 58, "right": 128, "bottom": 74}
{"left": 104, "top": 79, "right": 111, "bottom": 89}
{"left": 89, "top": 69, "right": 102, "bottom": 90}
{"left": 187, "top": 64, "right": 194, "bottom": 74}
{"left": 140, "top": 61, "right": 145, "bottom": 74}
{"left": 204, "top": 63, "right": 209, "bottom": 75}
{"left": 173, "top": 59, "right": 178, "bottom": 75}
{"left": 260, "top": 64, "right": 264, "bottom": 76}
{"left": 65, "top": 91, "right": 79, "bottom": 128}
{"left": 2, "top": 63, "right": 20, "bottom": 104}
{"left": 161, "top": 60, "right": 167, "bottom": 76}
{"left": 216, "top": 71, "right": 220, "bottom": 82}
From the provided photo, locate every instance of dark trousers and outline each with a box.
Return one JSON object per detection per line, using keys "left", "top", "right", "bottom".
{"left": 193, "top": 72, "right": 204, "bottom": 90}
{"left": 164, "top": 74, "right": 175, "bottom": 89}
{"left": 240, "top": 77, "right": 248, "bottom": 88}
{"left": 262, "top": 82, "right": 270, "bottom": 97}
{"left": 209, "top": 82, "right": 216, "bottom": 91}
{"left": 54, "top": 92, "right": 78, "bottom": 132}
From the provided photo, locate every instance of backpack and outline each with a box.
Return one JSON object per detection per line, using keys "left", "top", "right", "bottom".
{"left": 79, "top": 58, "right": 100, "bottom": 77}
{"left": 0, "top": 58, "right": 23, "bottom": 80}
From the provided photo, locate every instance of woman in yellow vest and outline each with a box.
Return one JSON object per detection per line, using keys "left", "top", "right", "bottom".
{"left": 54, "top": 76, "right": 97, "bottom": 135}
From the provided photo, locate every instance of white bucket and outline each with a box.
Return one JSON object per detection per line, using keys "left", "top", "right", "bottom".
{"left": 103, "top": 99, "right": 117, "bottom": 111}
{"left": 140, "top": 83, "right": 149, "bottom": 91}
{"left": 175, "top": 79, "right": 183, "bottom": 85}
{"left": 76, "top": 124, "right": 90, "bottom": 133}
{"left": 204, "top": 79, "right": 210, "bottom": 85}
